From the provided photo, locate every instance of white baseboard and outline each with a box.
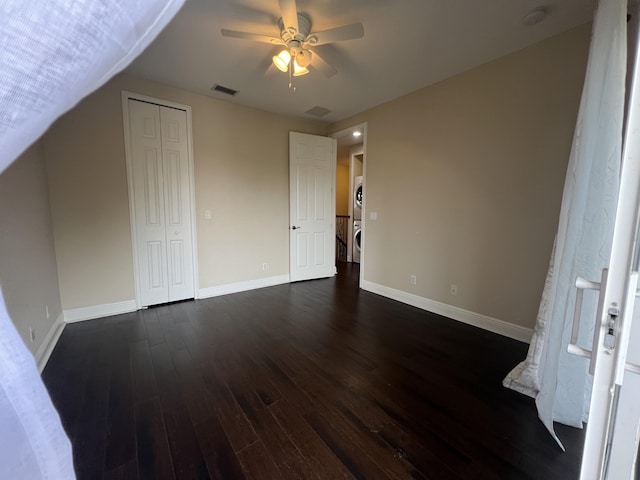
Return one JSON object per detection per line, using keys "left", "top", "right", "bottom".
{"left": 35, "top": 313, "right": 65, "bottom": 373}
{"left": 361, "top": 280, "right": 533, "bottom": 344}
{"left": 199, "top": 274, "right": 290, "bottom": 299}
{"left": 64, "top": 300, "right": 137, "bottom": 323}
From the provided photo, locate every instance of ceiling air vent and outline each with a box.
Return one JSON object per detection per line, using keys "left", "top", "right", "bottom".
{"left": 211, "top": 84, "right": 238, "bottom": 96}
{"left": 305, "top": 106, "right": 331, "bottom": 118}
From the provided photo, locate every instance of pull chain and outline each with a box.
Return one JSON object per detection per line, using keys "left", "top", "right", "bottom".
{"left": 288, "top": 51, "right": 296, "bottom": 91}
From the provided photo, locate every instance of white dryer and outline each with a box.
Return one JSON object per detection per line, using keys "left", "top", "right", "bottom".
{"left": 353, "top": 175, "right": 363, "bottom": 220}
{"left": 353, "top": 220, "right": 362, "bottom": 263}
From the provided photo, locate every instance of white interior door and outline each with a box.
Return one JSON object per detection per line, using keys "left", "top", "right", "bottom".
{"left": 128, "top": 99, "right": 195, "bottom": 306}
{"left": 289, "top": 131, "right": 336, "bottom": 282}
{"left": 579, "top": 22, "right": 640, "bottom": 479}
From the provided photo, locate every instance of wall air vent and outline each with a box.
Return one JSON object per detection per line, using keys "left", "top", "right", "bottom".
{"left": 305, "top": 106, "right": 331, "bottom": 117}
{"left": 211, "top": 84, "right": 238, "bottom": 96}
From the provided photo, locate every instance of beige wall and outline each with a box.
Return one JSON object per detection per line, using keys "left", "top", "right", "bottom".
{"left": 330, "top": 25, "right": 590, "bottom": 329}
{"left": 336, "top": 163, "right": 350, "bottom": 216}
{"left": 38, "top": 25, "right": 589, "bottom": 331}
{"left": 0, "top": 141, "right": 63, "bottom": 355}
{"left": 352, "top": 153, "right": 363, "bottom": 177}
{"left": 45, "top": 73, "right": 325, "bottom": 310}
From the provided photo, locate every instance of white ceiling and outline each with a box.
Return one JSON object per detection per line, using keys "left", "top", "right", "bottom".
{"left": 127, "top": 0, "right": 596, "bottom": 124}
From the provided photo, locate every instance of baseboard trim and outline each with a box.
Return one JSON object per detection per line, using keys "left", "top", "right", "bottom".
{"left": 199, "top": 274, "right": 290, "bottom": 299}
{"left": 35, "top": 313, "right": 65, "bottom": 373}
{"left": 64, "top": 300, "right": 137, "bottom": 323}
{"left": 361, "top": 280, "right": 533, "bottom": 344}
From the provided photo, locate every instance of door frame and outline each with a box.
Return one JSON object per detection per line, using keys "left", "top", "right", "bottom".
{"left": 330, "top": 122, "right": 368, "bottom": 285}
{"left": 121, "top": 91, "right": 200, "bottom": 309}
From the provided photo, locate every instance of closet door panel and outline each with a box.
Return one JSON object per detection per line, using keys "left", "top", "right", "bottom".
{"left": 160, "top": 106, "right": 194, "bottom": 302}
{"left": 129, "top": 100, "right": 170, "bottom": 306}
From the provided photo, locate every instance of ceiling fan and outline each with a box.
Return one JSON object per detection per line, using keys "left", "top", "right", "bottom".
{"left": 221, "top": 0, "right": 364, "bottom": 87}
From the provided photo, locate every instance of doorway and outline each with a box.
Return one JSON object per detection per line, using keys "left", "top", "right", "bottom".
{"left": 331, "top": 123, "right": 367, "bottom": 286}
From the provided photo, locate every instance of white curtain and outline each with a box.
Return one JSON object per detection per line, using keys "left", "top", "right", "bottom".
{"left": 0, "top": 1, "right": 185, "bottom": 477}
{"left": 503, "top": 0, "right": 627, "bottom": 448}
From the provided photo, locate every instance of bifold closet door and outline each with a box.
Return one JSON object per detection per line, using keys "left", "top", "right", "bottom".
{"left": 128, "top": 99, "right": 195, "bottom": 307}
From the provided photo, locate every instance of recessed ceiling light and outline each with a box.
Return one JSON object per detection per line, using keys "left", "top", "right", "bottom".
{"left": 352, "top": 131, "right": 362, "bottom": 138}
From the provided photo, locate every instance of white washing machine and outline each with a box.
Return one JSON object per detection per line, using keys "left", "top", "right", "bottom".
{"left": 353, "top": 220, "right": 362, "bottom": 263}
{"left": 353, "top": 176, "right": 363, "bottom": 220}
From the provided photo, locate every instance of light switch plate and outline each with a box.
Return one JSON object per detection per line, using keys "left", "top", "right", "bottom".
{"left": 370, "top": 211, "right": 378, "bottom": 220}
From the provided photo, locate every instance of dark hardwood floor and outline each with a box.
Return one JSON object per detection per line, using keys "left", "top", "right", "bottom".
{"left": 42, "top": 262, "right": 585, "bottom": 479}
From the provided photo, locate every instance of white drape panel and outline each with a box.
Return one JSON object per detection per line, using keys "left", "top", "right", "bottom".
{"left": 503, "top": 0, "right": 626, "bottom": 448}
{"left": 0, "top": 291, "right": 74, "bottom": 479}
{"left": 0, "top": 0, "right": 186, "bottom": 174}
{"left": 0, "top": 1, "right": 185, "bottom": 478}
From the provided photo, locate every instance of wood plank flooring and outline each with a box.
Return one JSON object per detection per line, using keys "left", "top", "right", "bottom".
{"left": 42, "top": 263, "right": 585, "bottom": 479}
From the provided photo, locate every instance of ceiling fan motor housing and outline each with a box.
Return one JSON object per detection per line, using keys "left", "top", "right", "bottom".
{"left": 278, "top": 13, "right": 312, "bottom": 43}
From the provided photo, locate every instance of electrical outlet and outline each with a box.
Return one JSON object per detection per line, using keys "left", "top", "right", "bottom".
{"left": 410, "top": 275, "right": 417, "bottom": 285}
{"left": 29, "top": 327, "right": 36, "bottom": 343}
{"left": 262, "top": 263, "right": 268, "bottom": 271}
{"left": 451, "top": 284, "right": 458, "bottom": 296}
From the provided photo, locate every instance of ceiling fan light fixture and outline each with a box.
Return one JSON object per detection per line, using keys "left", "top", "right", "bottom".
{"left": 295, "top": 50, "right": 312, "bottom": 68}
{"left": 293, "top": 60, "right": 309, "bottom": 76}
{"left": 273, "top": 49, "right": 291, "bottom": 72}
{"left": 273, "top": 49, "right": 309, "bottom": 76}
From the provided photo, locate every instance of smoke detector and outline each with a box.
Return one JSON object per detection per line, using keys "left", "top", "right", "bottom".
{"left": 523, "top": 7, "right": 547, "bottom": 26}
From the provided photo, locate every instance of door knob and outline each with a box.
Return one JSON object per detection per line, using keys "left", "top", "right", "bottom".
{"left": 174, "top": 231, "right": 179, "bottom": 235}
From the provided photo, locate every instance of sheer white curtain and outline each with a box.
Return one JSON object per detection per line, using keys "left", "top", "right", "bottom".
{"left": 503, "top": 0, "right": 627, "bottom": 448}
{"left": 0, "top": 1, "right": 184, "bottom": 477}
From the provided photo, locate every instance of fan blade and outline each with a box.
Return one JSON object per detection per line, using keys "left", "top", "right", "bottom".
{"left": 309, "top": 50, "right": 337, "bottom": 78}
{"left": 221, "top": 29, "right": 283, "bottom": 45}
{"left": 307, "top": 23, "right": 364, "bottom": 46}
{"left": 278, "top": 0, "right": 299, "bottom": 34}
